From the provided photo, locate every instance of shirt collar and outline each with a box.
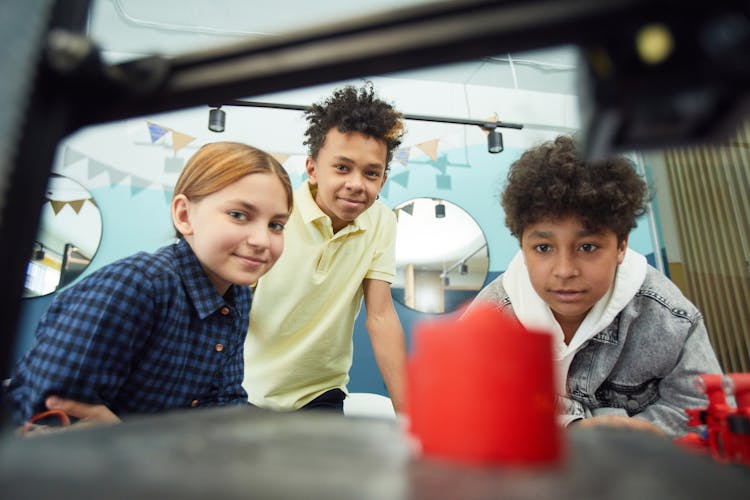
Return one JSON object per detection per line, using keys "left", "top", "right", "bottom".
{"left": 174, "top": 238, "right": 235, "bottom": 319}
{"left": 296, "top": 180, "right": 368, "bottom": 232}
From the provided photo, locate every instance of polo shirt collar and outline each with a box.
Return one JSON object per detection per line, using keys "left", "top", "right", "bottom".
{"left": 174, "top": 238, "right": 234, "bottom": 319}
{"left": 297, "top": 180, "right": 369, "bottom": 232}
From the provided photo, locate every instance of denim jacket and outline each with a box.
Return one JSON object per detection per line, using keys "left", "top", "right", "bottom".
{"left": 469, "top": 266, "right": 724, "bottom": 437}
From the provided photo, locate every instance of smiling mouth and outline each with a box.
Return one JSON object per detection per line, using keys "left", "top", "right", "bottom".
{"left": 339, "top": 197, "right": 364, "bottom": 206}
{"left": 237, "top": 255, "right": 266, "bottom": 266}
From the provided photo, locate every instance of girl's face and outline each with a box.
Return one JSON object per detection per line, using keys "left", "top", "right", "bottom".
{"left": 173, "top": 172, "right": 289, "bottom": 295}
{"left": 520, "top": 215, "right": 627, "bottom": 336}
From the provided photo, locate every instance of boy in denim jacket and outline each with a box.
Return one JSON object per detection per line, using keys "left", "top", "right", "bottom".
{"left": 466, "top": 135, "right": 723, "bottom": 436}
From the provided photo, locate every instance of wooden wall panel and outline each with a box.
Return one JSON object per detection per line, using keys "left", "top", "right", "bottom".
{"left": 663, "top": 123, "right": 750, "bottom": 372}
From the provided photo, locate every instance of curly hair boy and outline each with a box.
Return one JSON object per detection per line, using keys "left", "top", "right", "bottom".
{"left": 467, "top": 135, "right": 723, "bottom": 437}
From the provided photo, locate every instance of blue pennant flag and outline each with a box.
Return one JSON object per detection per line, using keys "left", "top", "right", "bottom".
{"left": 147, "top": 122, "right": 169, "bottom": 143}
{"left": 394, "top": 148, "right": 410, "bottom": 166}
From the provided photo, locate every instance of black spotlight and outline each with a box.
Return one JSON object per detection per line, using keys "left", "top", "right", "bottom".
{"left": 208, "top": 106, "right": 226, "bottom": 133}
{"left": 435, "top": 202, "right": 446, "bottom": 219}
{"left": 487, "top": 129, "right": 504, "bottom": 153}
{"left": 460, "top": 262, "right": 468, "bottom": 275}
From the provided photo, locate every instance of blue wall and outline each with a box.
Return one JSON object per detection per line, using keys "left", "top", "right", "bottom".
{"left": 12, "top": 142, "right": 659, "bottom": 397}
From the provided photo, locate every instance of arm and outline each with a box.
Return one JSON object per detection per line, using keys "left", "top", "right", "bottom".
{"left": 8, "top": 263, "right": 153, "bottom": 425}
{"left": 363, "top": 278, "right": 407, "bottom": 413}
{"left": 634, "top": 317, "right": 723, "bottom": 436}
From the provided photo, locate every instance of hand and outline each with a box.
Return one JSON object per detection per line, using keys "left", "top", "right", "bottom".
{"left": 574, "top": 415, "right": 665, "bottom": 436}
{"left": 45, "top": 396, "right": 121, "bottom": 426}
{"left": 19, "top": 397, "right": 120, "bottom": 437}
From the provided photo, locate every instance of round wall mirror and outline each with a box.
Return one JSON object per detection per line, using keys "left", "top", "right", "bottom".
{"left": 23, "top": 174, "right": 103, "bottom": 298}
{"left": 391, "top": 198, "right": 489, "bottom": 314}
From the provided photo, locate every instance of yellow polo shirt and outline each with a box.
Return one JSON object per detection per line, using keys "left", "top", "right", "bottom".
{"left": 242, "top": 181, "right": 397, "bottom": 410}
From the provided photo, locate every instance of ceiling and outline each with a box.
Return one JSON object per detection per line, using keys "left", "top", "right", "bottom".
{"left": 88, "top": 0, "right": 580, "bottom": 95}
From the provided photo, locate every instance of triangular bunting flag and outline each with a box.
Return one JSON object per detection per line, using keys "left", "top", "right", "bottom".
{"left": 87, "top": 197, "right": 97, "bottom": 208}
{"left": 271, "top": 153, "right": 289, "bottom": 164}
{"left": 147, "top": 121, "right": 169, "bottom": 143}
{"left": 87, "top": 159, "right": 110, "bottom": 179}
{"left": 416, "top": 140, "right": 439, "bottom": 161}
{"left": 164, "top": 157, "right": 185, "bottom": 173}
{"left": 400, "top": 202, "right": 414, "bottom": 216}
{"left": 63, "top": 147, "right": 87, "bottom": 167}
{"left": 436, "top": 174, "right": 452, "bottom": 190}
{"left": 108, "top": 169, "right": 128, "bottom": 186}
{"left": 481, "top": 114, "right": 498, "bottom": 135}
{"left": 130, "top": 176, "right": 150, "bottom": 196}
{"left": 393, "top": 148, "right": 410, "bottom": 167}
{"left": 49, "top": 200, "right": 66, "bottom": 215}
{"left": 68, "top": 199, "right": 86, "bottom": 214}
{"left": 379, "top": 182, "right": 390, "bottom": 200}
{"left": 389, "top": 170, "right": 410, "bottom": 189}
{"left": 172, "top": 130, "right": 196, "bottom": 153}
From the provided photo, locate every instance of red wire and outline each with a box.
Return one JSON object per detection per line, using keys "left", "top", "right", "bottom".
{"left": 24, "top": 409, "right": 71, "bottom": 431}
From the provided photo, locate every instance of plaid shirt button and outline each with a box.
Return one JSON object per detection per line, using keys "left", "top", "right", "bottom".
{"left": 220, "top": 306, "right": 230, "bottom": 315}
{"left": 215, "top": 344, "right": 224, "bottom": 352}
{"left": 191, "top": 399, "right": 199, "bottom": 407}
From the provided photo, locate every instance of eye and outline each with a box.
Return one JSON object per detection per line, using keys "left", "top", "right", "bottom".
{"left": 580, "top": 243, "right": 599, "bottom": 252}
{"left": 534, "top": 244, "right": 552, "bottom": 253}
{"left": 228, "top": 210, "right": 247, "bottom": 221}
{"left": 269, "top": 221, "right": 285, "bottom": 232}
{"left": 365, "top": 170, "right": 382, "bottom": 179}
{"left": 335, "top": 164, "right": 349, "bottom": 173}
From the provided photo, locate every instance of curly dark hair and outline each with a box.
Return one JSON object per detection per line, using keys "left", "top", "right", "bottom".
{"left": 304, "top": 82, "right": 404, "bottom": 167}
{"left": 502, "top": 135, "right": 650, "bottom": 243}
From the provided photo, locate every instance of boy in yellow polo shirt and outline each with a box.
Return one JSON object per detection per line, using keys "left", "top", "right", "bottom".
{"left": 243, "top": 83, "right": 407, "bottom": 413}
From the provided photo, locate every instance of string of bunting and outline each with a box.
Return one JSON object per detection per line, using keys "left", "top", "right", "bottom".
{"left": 45, "top": 197, "right": 97, "bottom": 215}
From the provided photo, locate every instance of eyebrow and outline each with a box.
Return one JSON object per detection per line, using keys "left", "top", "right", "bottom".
{"left": 334, "top": 155, "right": 385, "bottom": 170}
{"left": 229, "top": 200, "right": 289, "bottom": 220}
{"left": 526, "top": 228, "right": 603, "bottom": 239}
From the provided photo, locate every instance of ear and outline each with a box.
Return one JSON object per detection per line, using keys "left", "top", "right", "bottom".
{"left": 172, "top": 194, "right": 193, "bottom": 237}
{"left": 305, "top": 157, "right": 317, "bottom": 185}
{"left": 616, "top": 236, "right": 628, "bottom": 264}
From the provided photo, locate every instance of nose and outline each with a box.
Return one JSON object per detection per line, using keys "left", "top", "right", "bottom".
{"left": 344, "top": 173, "right": 365, "bottom": 192}
{"left": 246, "top": 223, "right": 270, "bottom": 250}
{"left": 552, "top": 251, "right": 579, "bottom": 279}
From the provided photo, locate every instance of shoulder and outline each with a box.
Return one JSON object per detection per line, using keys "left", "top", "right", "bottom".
{"left": 60, "top": 244, "right": 180, "bottom": 299}
{"left": 365, "top": 200, "right": 397, "bottom": 224}
{"left": 473, "top": 274, "right": 512, "bottom": 308}
{"left": 632, "top": 266, "right": 701, "bottom": 322}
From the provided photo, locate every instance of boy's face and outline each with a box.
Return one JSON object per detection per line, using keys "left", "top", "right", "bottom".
{"left": 174, "top": 173, "right": 289, "bottom": 295}
{"left": 520, "top": 215, "right": 627, "bottom": 333}
{"left": 306, "top": 129, "right": 387, "bottom": 233}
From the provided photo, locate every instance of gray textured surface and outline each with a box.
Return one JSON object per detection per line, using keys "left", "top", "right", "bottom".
{"left": 1, "top": 405, "right": 749, "bottom": 499}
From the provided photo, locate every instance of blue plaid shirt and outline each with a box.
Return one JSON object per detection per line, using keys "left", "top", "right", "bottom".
{"left": 6, "top": 238, "right": 251, "bottom": 424}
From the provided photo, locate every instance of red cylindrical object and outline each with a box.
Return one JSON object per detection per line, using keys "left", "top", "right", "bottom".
{"left": 407, "top": 304, "right": 562, "bottom": 466}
